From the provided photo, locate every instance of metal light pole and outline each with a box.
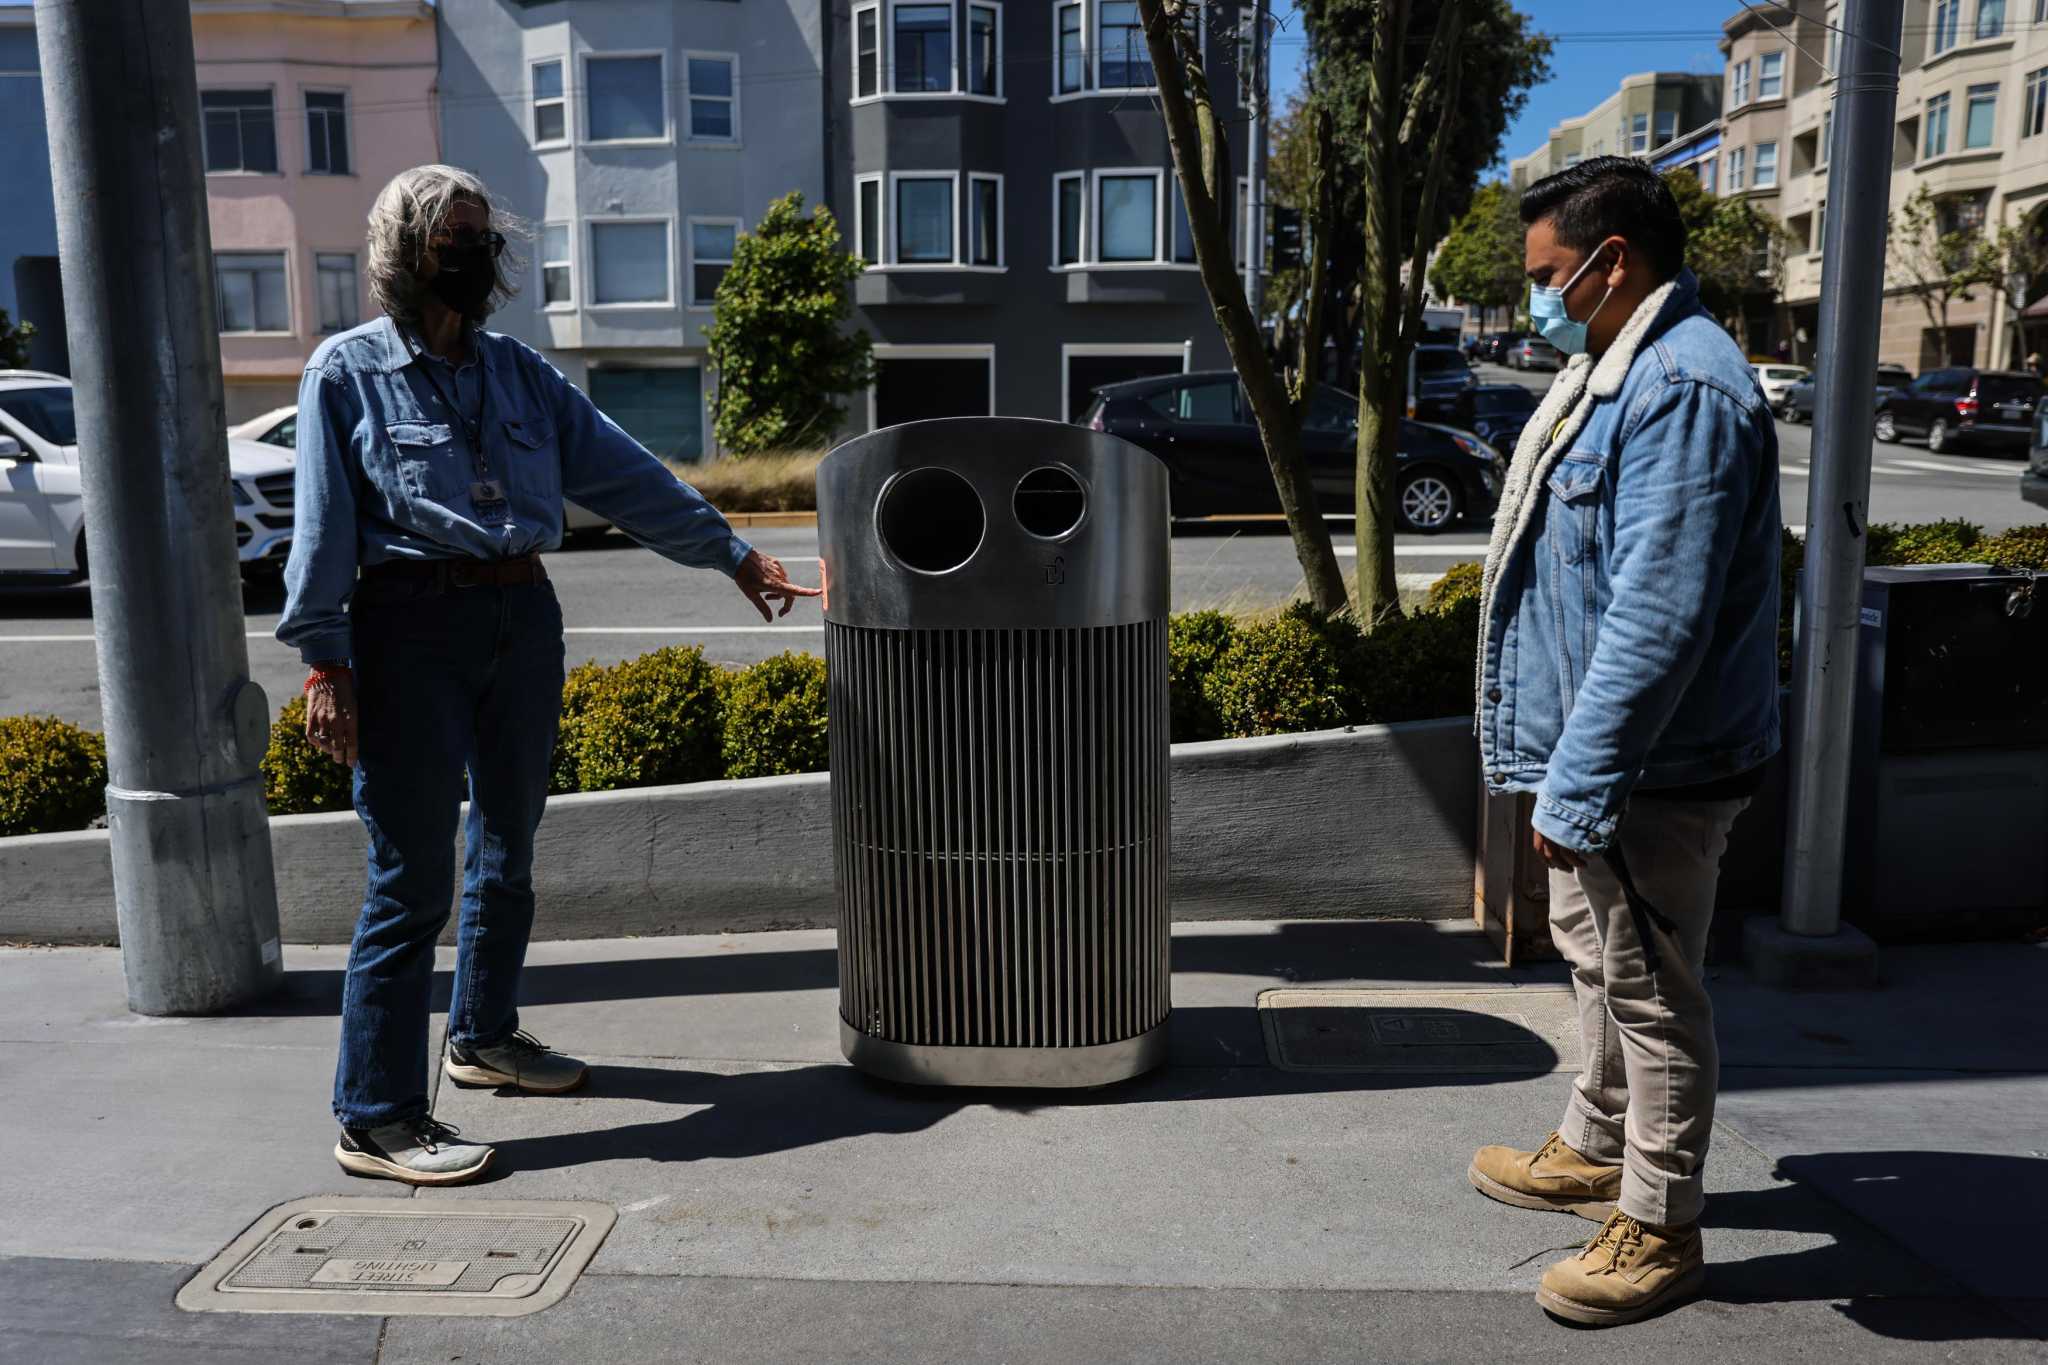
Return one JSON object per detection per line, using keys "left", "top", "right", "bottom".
{"left": 1751, "top": 0, "right": 1900, "bottom": 985}
{"left": 35, "top": 0, "right": 283, "bottom": 1014}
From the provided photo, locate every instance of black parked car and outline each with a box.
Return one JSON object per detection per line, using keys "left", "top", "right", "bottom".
{"left": 1080, "top": 370, "right": 1503, "bottom": 533}
{"left": 1778, "top": 364, "right": 1914, "bottom": 423}
{"left": 1873, "top": 367, "right": 2040, "bottom": 454}
{"left": 1455, "top": 384, "right": 1541, "bottom": 452}
{"left": 1411, "top": 343, "right": 1477, "bottom": 422}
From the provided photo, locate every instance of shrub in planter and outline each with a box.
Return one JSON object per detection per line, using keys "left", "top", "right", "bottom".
{"left": 1427, "top": 561, "right": 1483, "bottom": 614}
{"left": 1350, "top": 596, "right": 1481, "bottom": 724}
{"left": 1204, "top": 609, "right": 1349, "bottom": 738}
{"left": 262, "top": 696, "right": 355, "bottom": 815}
{"left": 1980, "top": 524, "right": 2048, "bottom": 570}
{"left": 551, "top": 645, "right": 727, "bottom": 794}
{"left": 723, "top": 651, "right": 829, "bottom": 779}
{"left": 0, "top": 714, "right": 107, "bottom": 836}
{"left": 1168, "top": 610, "right": 1238, "bottom": 743}
{"left": 1865, "top": 518, "right": 1982, "bottom": 566}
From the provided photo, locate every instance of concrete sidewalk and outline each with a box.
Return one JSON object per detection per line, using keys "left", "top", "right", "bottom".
{"left": 2, "top": 920, "right": 2043, "bottom": 1363}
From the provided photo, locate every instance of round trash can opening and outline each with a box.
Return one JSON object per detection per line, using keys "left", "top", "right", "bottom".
{"left": 876, "top": 467, "right": 986, "bottom": 574}
{"left": 1014, "top": 465, "right": 1088, "bottom": 540}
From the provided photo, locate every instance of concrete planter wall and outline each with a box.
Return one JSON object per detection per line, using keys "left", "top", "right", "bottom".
{"left": 1, "top": 719, "right": 1482, "bottom": 945}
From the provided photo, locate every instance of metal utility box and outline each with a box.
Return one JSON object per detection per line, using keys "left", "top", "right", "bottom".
{"left": 817, "top": 418, "right": 1172, "bottom": 1088}
{"left": 1845, "top": 564, "right": 2048, "bottom": 936}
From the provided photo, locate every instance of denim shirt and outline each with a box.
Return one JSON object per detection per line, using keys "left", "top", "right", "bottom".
{"left": 1479, "top": 273, "right": 1782, "bottom": 852}
{"left": 276, "top": 316, "right": 752, "bottom": 664}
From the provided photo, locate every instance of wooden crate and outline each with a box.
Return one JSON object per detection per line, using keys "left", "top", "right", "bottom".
{"left": 1473, "top": 790, "right": 1559, "bottom": 965}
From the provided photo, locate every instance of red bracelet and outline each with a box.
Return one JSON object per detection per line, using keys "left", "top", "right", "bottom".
{"left": 303, "top": 664, "right": 351, "bottom": 696}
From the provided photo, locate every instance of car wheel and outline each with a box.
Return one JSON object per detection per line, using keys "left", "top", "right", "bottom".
{"left": 1873, "top": 411, "right": 1897, "bottom": 444}
{"left": 1398, "top": 469, "right": 1463, "bottom": 534}
{"left": 1927, "top": 419, "right": 1951, "bottom": 453}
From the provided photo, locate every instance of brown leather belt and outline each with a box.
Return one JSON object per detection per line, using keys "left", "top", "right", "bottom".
{"left": 360, "top": 552, "right": 547, "bottom": 591}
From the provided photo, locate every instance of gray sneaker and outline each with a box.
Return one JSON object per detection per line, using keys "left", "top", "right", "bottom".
{"left": 335, "top": 1117, "right": 493, "bottom": 1186}
{"left": 444, "top": 1030, "right": 589, "bottom": 1094}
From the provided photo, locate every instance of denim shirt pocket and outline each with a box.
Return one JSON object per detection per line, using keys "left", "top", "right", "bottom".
{"left": 500, "top": 416, "right": 561, "bottom": 504}
{"left": 383, "top": 420, "right": 461, "bottom": 503}
{"left": 1544, "top": 453, "right": 1608, "bottom": 712}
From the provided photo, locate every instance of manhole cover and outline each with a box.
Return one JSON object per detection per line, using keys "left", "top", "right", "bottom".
{"left": 1259, "top": 989, "right": 1578, "bottom": 1074}
{"left": 178, "top": 1197, "right": 615, "bottom": 1317}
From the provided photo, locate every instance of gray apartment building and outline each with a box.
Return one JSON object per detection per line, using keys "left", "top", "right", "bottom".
{"left": 438, "top": 0, "right": 828, "bottom": 459}
{"left": 826, "top": 0, "right": 1247, "bottom": 429}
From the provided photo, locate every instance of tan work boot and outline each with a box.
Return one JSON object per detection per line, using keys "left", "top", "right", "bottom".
{"left": 1468, "top": 1131, "right": 1622, "bottom": 1220}
{"left": 1537, "top": 1209, "right": 1705, "bottom": 1327}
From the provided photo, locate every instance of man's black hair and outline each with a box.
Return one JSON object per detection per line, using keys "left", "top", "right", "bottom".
{"left": 1519, "top": 156, "right": 1687, "bottom": 282}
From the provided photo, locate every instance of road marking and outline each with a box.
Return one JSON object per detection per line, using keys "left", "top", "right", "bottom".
{"left": 1335, "top": 543, "right": 1490, "bottom": 558}
{"left": 1885, "top": 457, "right": 2020, "bottom": 480}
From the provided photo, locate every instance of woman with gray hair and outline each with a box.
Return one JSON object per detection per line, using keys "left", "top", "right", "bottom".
{"left": 277, "top": 165, "right": 816, "bottom": 1185}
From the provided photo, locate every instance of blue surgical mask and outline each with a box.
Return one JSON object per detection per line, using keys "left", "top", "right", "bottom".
{"left": 1528, "top": 247, "right": 1615, "bottom": 357}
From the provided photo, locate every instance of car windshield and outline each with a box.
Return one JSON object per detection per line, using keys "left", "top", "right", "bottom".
{"left": 1472, "top": 389, "right": 1536, "bottom": 415}
{"left": 1415, "top": 350, "right": 1467, "bottom": 373}
{"left": 1978, "top": 376, "right": 2039, "bottom": 405}
{"left": 1876, "top": 368, "right": 1913, "bottom": 385}
{"left": 1305, "top": 390, "right": 1357, "bottom": 432}
{"left": 0, "top": 386, "right": 77, "bottom": 446}
{"left": 1764, "top": 367, "right": 1807, "bottom": 381}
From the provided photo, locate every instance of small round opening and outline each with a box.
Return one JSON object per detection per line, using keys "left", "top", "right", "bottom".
{"left": 1014, "top": 465, "right": 1088, "bottom": 540}
{"left": 877, "top": 467, "right": 985, "bottom": 574}
{"left": 295, "top": 1218, "right": 320, "bottom": 1230}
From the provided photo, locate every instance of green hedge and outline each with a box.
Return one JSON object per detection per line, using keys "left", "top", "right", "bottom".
{"left": 7, "top": 523, "right": 2046, "bottom": 835}
{"left": 0, "top": 715, "right": 106, "bottom": 837}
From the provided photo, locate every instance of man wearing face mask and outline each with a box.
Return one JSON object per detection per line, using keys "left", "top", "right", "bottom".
{"left": 1463, "top": 158, "right": 1781, "bottom": 1327}
{"left": 277, "top": 165, "right": 819, "bottom": 1185}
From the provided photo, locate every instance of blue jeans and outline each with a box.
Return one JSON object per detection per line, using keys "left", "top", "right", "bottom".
{"left": 333, "top": 575, "right": 566, "bottom": 1128}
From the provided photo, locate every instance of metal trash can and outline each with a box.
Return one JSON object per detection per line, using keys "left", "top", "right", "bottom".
{"left": 818, "top": 417, "right": 1171, "bottom": 1088}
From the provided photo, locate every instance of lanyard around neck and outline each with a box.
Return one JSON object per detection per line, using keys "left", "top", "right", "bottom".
{"left": 404, "top": 328, "right": 489, "bottom": 477}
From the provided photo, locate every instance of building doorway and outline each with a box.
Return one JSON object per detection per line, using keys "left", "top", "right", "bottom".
{"left": 588, "top": 366, "right": 705, "bottom": 460}
{"left": 870, "top": 346, "right": 994, "bottom": 429}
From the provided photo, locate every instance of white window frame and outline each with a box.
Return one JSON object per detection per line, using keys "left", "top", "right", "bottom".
{"left": 967, "top": 2, "right": 1004, "bottom": 99}
{"left": 683, "top": 51, "right": 741, "bottom": 145}
{"left": 1758, "top": 51, "right": 1784, "bottom": 101}
{"left": 887, "top": 170, "right": 961, "bottom": 268}
{"left": 1964, "top": 81, "right": 1999, "bottom": 149}
{"left": 1627, "top": 112, "right": 1648, "bottom": 155}
{"left": 1976, "top": 0, "right": 2006, "bottom": 41}
{"left": 967, "top": 172, "right": 1006, "bottom": 269}
{"left": 1727, "top": 146, "right": 1747, "bottom": 191}
{"left": 1053, "top": 0, "right": 1087, "bottom": 99}
{"left": 889, "top": 0, "right": 959, "bottom": 98}
{"left": 312, "top": 249, "right": 358, "bottom": 334}
{"left": 1060, "top": 341, "right": 1190, "bottom": 425}
{"left": 540, "top": 221, "right": 575, "bottom": 311}
{"left": 1095, "top": 0, "right": 1202, "bottom": 95}
{"left": 302, "top": 87, "right": 351, "bottom": 177}
{"left": 686, "top": 215, "right": 742, "bottom": 310}
{"left": 214, "top": 250, "right": 293, "bottom": 336}
{"left": 866, "top": 343, "right": 997, "bottom": 430}
{"left": 1092, "top": 166, "right": 1166, "bottom": 267}
{"left": 531, "top": 57, "right": 569, "bottom": 147}
{"left": 1933, "top": 0, "right": 1961, "bottom": 56}
{"left": 852, "top": 2, "right": 882, "bottom": 102}
{"left": 585, "top": 215, "right": 676, "bottom": 309}
{"left": 1753, "top": 140, "right": 1779, "bottom": 188}
{"left": 2025, "top": 65, "right": 2048, "bottom": 139}
{"left": 1925, "top": 91, "right": 1953, "bottom": 159}
{"left": 1730, "top": 59, "right": 1751, "bottom": 109}
{"left": 1052, "top": 170, "right": 1088, "bottom": 267}
{"left": 581, "top": 49, "right": 670, "bottom": 147}
{"left": 855, "top": 172, "right": 885, "bottom": 268}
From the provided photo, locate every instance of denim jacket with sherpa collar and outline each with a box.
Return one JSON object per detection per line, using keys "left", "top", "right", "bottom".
{"left": 277, "top": 315, "right": 751, "bottom": 665}
{"left": 1475, "top": 269, "right": 1782, "bottom": 854}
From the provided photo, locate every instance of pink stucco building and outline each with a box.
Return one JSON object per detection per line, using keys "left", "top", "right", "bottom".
{"left": 192, "top": 0, "right": 438, "bottom": 423}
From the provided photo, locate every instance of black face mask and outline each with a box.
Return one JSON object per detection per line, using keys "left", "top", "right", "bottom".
{"left": 427, "top": 244, "right": 496, "bottom": 318}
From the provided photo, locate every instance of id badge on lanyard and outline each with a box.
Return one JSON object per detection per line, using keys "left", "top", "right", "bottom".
{"left": 470, "top": 477, "right": 513, "bottom": 527}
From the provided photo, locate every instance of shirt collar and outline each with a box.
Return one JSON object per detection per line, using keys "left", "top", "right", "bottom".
{"left": 372, "top": 314, "right": 486, "bottom": 376}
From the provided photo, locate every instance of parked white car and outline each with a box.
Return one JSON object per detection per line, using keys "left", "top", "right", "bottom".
{"left": 228, "top": 401, "right": 611, "bottom": 538}
{"left": 0, "top": 371, "right": 297, "bottom": 580}
{"left": 1752, "top": 363, "right": 1810, "bottom": 407}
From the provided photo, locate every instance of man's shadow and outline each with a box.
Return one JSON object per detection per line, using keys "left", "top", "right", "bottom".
{"left": 1701, "top": 1151, "right": 2048, "bottom": 1343}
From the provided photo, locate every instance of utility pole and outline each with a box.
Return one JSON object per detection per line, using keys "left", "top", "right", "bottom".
{"left": 1245, "top": 0, "right": 1269, "bottom": 328}
{"left": 1746, "top": 0, "right": 1899, "bottom": 987}
{"left": 35, "top": 0, "right": 283, "bottom": 1014}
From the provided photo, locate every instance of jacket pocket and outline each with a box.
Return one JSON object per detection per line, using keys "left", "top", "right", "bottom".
{"left": 385, "top": 421, "right": 458, "bottom": 501}
{"left": 1545, "top": 455, "right": 1607, "bottom": 567}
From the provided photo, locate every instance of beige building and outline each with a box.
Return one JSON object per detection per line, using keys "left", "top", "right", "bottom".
{"left": 1509, "top": 73, "right": 1723, "bottom": 191}
{"left": 1762, "top": 0, "right": 2048, "bottom": 372}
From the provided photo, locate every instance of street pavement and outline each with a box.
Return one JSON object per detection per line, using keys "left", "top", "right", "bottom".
{"left": 1, "top": 363, "right": 2040, "bottom": 731}
{"left": 1, "top": 922, "right": 2042, "bottom": 1362}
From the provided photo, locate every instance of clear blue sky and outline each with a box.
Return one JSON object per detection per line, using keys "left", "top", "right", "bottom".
{"left": 1270, "top": 0, "right": 1738, "bottom": 177}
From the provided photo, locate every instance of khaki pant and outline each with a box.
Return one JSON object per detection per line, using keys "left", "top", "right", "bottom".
{"left": 1549, "top": 797, "right": 1749, "bottom": 1228}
